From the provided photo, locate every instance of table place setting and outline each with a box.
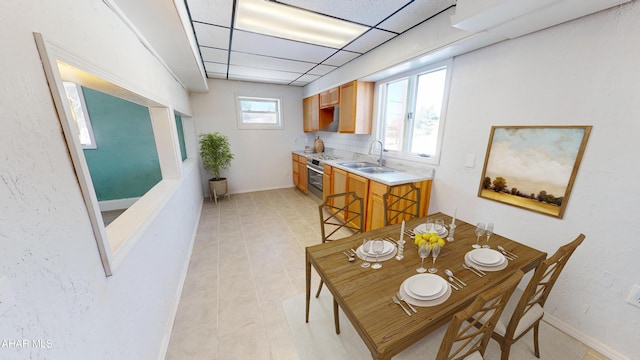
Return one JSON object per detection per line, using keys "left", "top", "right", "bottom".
{"left": 355, "top": 238, "right": 397, "bottom": 269}
{"left": 464, "top": 248, "right": 508, "bottom": 272}
{"left": 397, "top": 273, "right": 453, "bottom": 307}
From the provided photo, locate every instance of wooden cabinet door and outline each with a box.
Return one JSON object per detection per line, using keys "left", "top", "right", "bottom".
{"left": 320, "top": 87, "right": 340, "bottom": 108}
{"left": 297, "top": 157, "right": 307, "bottom": 193}
{"left": 303, "top": 95, "right": 319, "bottom": 132}
{"left": 332, "top": 168, "right": 347, "bottom": 221}
{"left": 322, "top": 164, "right": 332, "bottom": 201}
{"left": 292, "top": 154, "right": 299, "bottom": 187}
{"left": 338, "top": 81, "right": 356, "bottom": 133}
{"left": 366, "top": 180, "right": 388, "bottom": 231}
{"left": 346, "top": 173, "right": 369, "bottom": 228}
{"left": 338, "top": 81, "right": 373, "bottom": 134}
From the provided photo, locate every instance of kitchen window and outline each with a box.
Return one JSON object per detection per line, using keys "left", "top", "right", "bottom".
{"left": 63, "top": 81, "right": 97, "bottom": 149}
{"left": 236, "top": 96, "right": 283, "bottom": 129}
{"left": 377, "top": 60, "right": 452, "bottom": 164}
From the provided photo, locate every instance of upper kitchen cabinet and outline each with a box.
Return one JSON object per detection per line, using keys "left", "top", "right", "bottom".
{"left": 303, "top": 95, "right": 332, "bottom": 132}
{"left": 338, "top": 80, "right": 374, "bottom": 134}
{"left": 319, "top": 87, "right": 340, "bottom": 109}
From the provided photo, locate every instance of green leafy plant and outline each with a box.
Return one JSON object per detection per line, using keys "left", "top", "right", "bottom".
{"left": 199, "top": 132, "right": 234, "bottom": 180}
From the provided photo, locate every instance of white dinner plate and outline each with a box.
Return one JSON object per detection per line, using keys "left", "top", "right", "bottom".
{"left": 356, "top": 245, "right": 397, "bottom": 262}
{"left": 465, "top": 252, "right": 508, "bottom": 272}
{"left": 413, "top": 224, "right": 448, "bottom": 238}
{"left": 360, "top": 240, "right": 395, "bottom": 256}
{"left": 469, "top": 248, "right": 504, "bottom": 265}
{"left": 399, "top": 276, "right": 452, "bottom": 307}
{"left": 404, "top": 274, "right": 448, "bottom": 300}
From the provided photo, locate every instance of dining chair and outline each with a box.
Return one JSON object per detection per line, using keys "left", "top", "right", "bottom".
{"left": 316, "top": 191, "right": 364, "bottom": 334}
{"left": 485, "top": 234, "right": 586, "bottom": 360}
{"left": 437, "top": 270, "right": 524, "bottom": 360}
{"left": 383, "top": 183, "right": 421, "bottom": 226}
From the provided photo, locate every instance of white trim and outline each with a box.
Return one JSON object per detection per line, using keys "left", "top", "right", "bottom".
{"left": 98, "top": 197, "right": 140, "bottom": 212}
{"left": 235, "top": 95, "right": 284, "bottom": 130}
{"left": 543, "top": 314, "right": 631, "bottom": 360}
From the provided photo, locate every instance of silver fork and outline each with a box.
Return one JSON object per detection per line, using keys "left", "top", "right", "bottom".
{"left": 391, "top": 295, "right": 412, "bottom": 316}
{"left": 462, "top": 263, "right": 485, "bottom": 277}
{"left": 396, "top": 292, "right": 417, "bottom": 313}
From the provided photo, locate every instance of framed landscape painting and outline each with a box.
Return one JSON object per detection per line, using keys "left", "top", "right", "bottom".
{"left": 478, "top": 126, "right": 592, "bottom": 218}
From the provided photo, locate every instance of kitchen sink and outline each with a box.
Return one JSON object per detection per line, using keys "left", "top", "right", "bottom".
{"left": 338, "top": 162, "right": 378, "bottom": 169}
{"left": 358, "top": 166, "right": 397, "bottom": 174}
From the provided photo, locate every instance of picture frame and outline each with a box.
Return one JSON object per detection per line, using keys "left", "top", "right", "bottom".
{"left": 478, "top": 125, "right": 592, "bottom": 218}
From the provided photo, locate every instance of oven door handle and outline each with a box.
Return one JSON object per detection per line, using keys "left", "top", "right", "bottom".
{"left": 306, "top": 165, "right": 323, "bottom": 175}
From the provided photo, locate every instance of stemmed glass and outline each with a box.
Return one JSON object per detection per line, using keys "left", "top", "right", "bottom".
{"left": 425, "top": 218, "right": 434, "bottom": 234}
{"left": 416, "top": 242, "right": 431, "bottom": 273}
{"left": 473, "top": 223, "right": 486, "bottom": 249}
{"left": 371, "top": 239, "right": 384, "bottom": 269}
{"left": 361, "top": 238, "right": 372, "bottom": 268}
{"left": 428, "top": 243, "right": 441, "bottom": 273}
{"left": 483, "top": 223, "right": 494, "bottom": 248}
{"left": 434, "top": 219, "right": 445, "bottom": 234}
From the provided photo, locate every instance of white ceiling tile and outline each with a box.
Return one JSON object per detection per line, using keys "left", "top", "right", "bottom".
{"left": 186, "top": 0, "right": 233, "bottom": 26}
{"left": 377, "top": 0, "right": 455, "bottom": 33}
{"left": 344, "top": 28, "right": 397, "bottom": 53}
{"left": 194, "top": 22, "right": 230, "bottom": 49}
{"left": 228, "top": 74, "right": 292, "bottom": 85}
{"left": 322, "top": 50, "right": 361, "bottom": 67}
{"left": 200, "top": 47, "right": 228, "bottom": 63}
{"left": 278, "top": 0, "right": 410, "bottom": 27}
{"left": 228, "top": 65, "right": 300, "bottom": 82}
{"left": 289, "top": 81, "right": 308, "bottom": 87}
{"left": 308, "top": 64, "right": 337, "bottom": 76}
{"left": 229, "top": 52, "right": 315, "bottom": 73}
{"left": 207, "top": 72, "right": 227, "bottom": 79}
{"left": 204, "top": 62, "right": 228, "bottom": 74}
{"left": 295, "top": 74, "right": 321, "bottom": 83}
{"left": 232, "top": 30, "right": 337, "bottom": 63}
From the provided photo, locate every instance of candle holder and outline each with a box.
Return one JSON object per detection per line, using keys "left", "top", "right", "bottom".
{"left": 395, "top": 238, "right": 405, "bottom": 260}
{"left": 446, "top": 224, "right": 456, "bottom": 242}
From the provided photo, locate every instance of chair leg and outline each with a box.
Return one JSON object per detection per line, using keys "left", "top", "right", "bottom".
{"left": 333, "top": 298, "right": 340, "bottom": 334}
{"left": 500, "top": 343, "right": 512, "bottom": 360}
{"left": 315, "top": 280, "right": 324, "bottom": 298}
{"left": 534, "top": 323, "right": 541, "bottom": 358}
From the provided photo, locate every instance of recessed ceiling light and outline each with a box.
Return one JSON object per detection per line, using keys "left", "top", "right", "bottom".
{"left": 235, "top": 0, "right": 368, "bottom": 48}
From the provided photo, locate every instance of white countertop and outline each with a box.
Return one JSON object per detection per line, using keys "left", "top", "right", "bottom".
{"left": 327, "top": 160, "right": 432, "bottom": 186}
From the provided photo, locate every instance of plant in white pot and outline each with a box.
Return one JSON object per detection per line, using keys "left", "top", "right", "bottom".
{"left": 199, "top": 132, "right": 234, "bottom": 201}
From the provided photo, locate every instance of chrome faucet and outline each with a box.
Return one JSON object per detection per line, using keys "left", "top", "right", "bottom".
{"left": 368, "top": 140, "right": 385, "bottom": 166}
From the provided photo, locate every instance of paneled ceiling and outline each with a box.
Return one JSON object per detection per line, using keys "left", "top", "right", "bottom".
{"left": 185, "top": 0, "right": 456, "bottom": 86}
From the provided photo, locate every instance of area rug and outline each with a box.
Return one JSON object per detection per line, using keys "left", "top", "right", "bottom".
{"left": 282, "top": 290, "right": 588, "bottom": 360}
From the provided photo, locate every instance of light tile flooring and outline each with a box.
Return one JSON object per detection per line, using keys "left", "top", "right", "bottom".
{"left": 165, "top": 188, "right": 607, "bottom": 360}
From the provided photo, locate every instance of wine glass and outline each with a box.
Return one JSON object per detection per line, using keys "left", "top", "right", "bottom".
{"left": 473, "top": 223, "right": 486, "bottom": 249}
{"left": 371, "top": 239, "right": 384, "bottom": 269}
{"left": 428, "top": 243, "right": 441, "bottom": 273}
{"left": 425, "top": 218, "right": 434, "bottom": 234}
{"left": 483, "top": 223, "right": 494, "bottom": 248}
{"left": 416, "top": 242, "right": 431, "bottom": 273}
{"left": 434, "top": 219, "right": 445, "bottom": 235}
{"left": 361, "top": 238, "right": 372, "bottom": 268}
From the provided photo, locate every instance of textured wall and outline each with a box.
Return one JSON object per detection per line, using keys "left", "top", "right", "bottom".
{"left": 0, "top": 0, "right": 200, "bottom": 359}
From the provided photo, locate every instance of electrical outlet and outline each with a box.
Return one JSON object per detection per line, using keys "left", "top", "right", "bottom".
{"left": 465, "top": 154, "right": 476, "bottom": 168}
{"left": 0, "top": 276, "right": 16, "bottom": 316}
{"left": 626, "top": 284, "right": 640, "bottom": 308}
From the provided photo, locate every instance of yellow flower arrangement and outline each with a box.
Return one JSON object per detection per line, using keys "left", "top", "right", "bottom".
{"left": 414, "top": 232, "right": 446, "bottom": 249}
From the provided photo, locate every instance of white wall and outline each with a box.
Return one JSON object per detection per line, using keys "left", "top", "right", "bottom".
{"left": 190, "top": 79, "right": 305, "bottom": 194}
{"left": 430, "top": 2, "right": 640, "bottom": 358}
{"left": 0, "top": 1, "right": 201, "bottom": 359}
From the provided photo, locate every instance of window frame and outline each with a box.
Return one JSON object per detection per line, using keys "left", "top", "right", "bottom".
{"left": 375, "top": 59, "right": 453, "bottom": 165}
{"left": 235, "top": 95, "right": 283, "bottom": 130}
{"left": 63, "top": 81, "right": 98, "bottom": 149}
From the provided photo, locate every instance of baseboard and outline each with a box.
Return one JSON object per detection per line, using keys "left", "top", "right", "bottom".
{"left": 98, "top": 197, "right": 140, "bottom": 211}
{"left": 156, "top": 198, "right": 202, "bottom": 360}
{"left": 543, "top": 313, "right": 630, "bottom": 360}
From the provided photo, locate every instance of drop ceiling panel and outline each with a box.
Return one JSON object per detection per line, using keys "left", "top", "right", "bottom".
{"left": 200, "top": 47, "right": 229, "bottom": 63}
{"left": 229, "top": 74, "right": 293, "bottom": 85}
{"left": 228, "top": 65, "right": 301, "bottom": 82}
{"left": 186, "top": 0, "right": 233, "bottom": 26}
{"left": 344, "top": 28, "right": 397, "bottom": 53}
{"left": 323, "top": 50, "right": 361, "bottom": 67}
{"left": 308, "top": 64, "right": 338, "bottom": 76}
{"left": 278, "top": 0, "right": 412, "bottom": 27}
{"left": 204, "top": 62, "right": 228, "bottom": 74}
{"left": 377, "top": 0, "right": 456, "bottom": 33}
{"left": 194, "top": 22, "right": 230, "bottom": 49}
{"left": 231, "top": 30, "right": 337, "bottom": 63}
{"left": 230, "top": 52, "right": 315, "bottom": 74}
{"left": 295, "top": 74, "right": 321, "bottom": 83}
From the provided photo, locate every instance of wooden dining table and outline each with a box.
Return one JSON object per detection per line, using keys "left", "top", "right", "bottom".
{"left": 305, "top": 212, "right": 547, "bottom": 360}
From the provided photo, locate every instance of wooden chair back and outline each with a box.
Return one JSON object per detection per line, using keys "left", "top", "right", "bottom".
{"left": 438, "top": 270, "right": 524, "bottom": 360}
{"left": 383, "top": 183, "right": 421, "bottom": 226}
{"left": 319, "top": 191, "right": 364, "bottom": 243}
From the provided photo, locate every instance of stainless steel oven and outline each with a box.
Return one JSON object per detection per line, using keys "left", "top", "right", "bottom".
{"left": 306, "top": 159, "right": 323, "bottom": 199}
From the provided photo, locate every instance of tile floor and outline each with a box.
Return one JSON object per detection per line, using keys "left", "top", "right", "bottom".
{"left": 165, "top": 188, "right": 607, "bottom": 360}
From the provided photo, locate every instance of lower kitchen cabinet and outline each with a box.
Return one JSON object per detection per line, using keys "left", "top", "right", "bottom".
{"left": 292, "top": 153, "right": 307, "bottom": 193}
{"left": 366, "top": 179, "right": 432, "bottom": 231}
{"left": 323, "top": 164, "right": 332, "bottom": 201}
{"left": 331, "top": 168, "right": 347, "bottom": 221}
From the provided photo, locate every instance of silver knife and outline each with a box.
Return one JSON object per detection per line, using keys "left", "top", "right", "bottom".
{"left": 392, "top": 296, "right": 412, "bottom": 316}
{"left": 397, "top": 292, "right": 417, "bottom": 313}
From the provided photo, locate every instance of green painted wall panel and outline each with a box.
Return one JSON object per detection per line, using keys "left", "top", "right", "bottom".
{"left": 82, "top": 87, "right": 162, "bottom": 201}
{"left": 175, "top": 114, "right": 187, "bottom": 161}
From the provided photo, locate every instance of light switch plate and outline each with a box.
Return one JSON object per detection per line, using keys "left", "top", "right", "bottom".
{"left": 0, "top": 276, "right": 16, "bottom": 316}
{"left": 465, "top": 154, "right": 476, "bottom": 168}
{"left": 626, "top": 284, "right": 640, "bottom": 308}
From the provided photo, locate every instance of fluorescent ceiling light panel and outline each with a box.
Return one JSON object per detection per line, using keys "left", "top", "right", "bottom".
{"left": 235, "top": 0, "right": 368, "bottom": 48}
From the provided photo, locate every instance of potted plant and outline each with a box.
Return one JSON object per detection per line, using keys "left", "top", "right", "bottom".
{"left": 199, "top": 132, "right": 234, "bottom": 199}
